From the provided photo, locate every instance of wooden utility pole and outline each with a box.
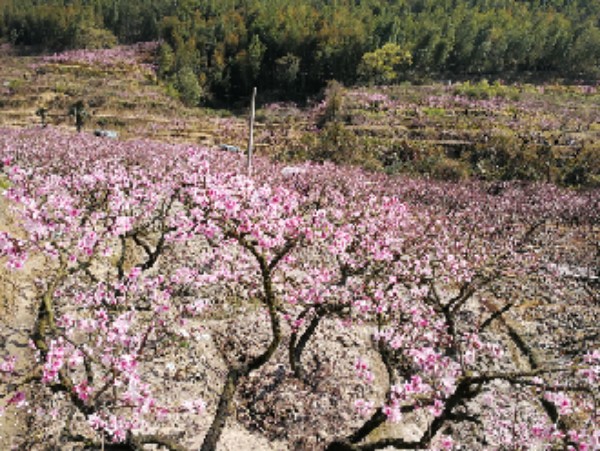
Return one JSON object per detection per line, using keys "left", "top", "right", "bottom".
{"left": 247, "top": 87, "right": 256, "bottom": 176}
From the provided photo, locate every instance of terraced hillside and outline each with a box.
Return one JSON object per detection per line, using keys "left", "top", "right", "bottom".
{"left": 0, "top": 43, "right": 250, "bottom": 147}
{"left": 259, "top": 82, "right": 600, "bottom": 185}
{"left": 1, "top": 43, "right": 599, "bottom": 185}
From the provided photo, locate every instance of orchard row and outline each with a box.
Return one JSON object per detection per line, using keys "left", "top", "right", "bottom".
{"left": 0, "top": 127, "right": 598, "bottom": 450}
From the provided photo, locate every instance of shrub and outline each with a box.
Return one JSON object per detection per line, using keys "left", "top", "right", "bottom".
{"left": 563, "top": 146, "right": 600, "bottom": 187}
{"left": 358, "top": 43, "right": 412, "bottom": 85}
{"left": 175, "top": 66, "right": 203, "bottom": 107}
{"left": 275, "top": 53, "right": 301, "bottom": 90}
{"left": 430, "top": 157, "right": 470, "bottom": 181}
{"left": 317, "top": 80, "right": 345, "bottom": 127}
{"left": 73, "top": 27, "right": 117, "bottom": 50}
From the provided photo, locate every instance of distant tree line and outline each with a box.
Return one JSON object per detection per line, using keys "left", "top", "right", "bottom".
{"left": 1, "top": 0, "right": 599, "bottom": 102}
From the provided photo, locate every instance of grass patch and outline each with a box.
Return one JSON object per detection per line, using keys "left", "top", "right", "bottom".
{"left": 0, "top": 175, "right": 10, "bottom": 190}
{"left": 422, "top": 106, "right": 446, "bottom": 117}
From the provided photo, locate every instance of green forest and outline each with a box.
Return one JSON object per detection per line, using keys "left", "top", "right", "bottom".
{"left": 1, "top": 0, "right": 599, "bottom": 102}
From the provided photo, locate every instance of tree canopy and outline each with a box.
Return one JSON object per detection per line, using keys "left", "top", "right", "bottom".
{"left": 1, "top": 0, "right": 599, "bottom": 101}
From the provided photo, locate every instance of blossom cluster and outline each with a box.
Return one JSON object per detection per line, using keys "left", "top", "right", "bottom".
{"left": 0, "top": 126, "right": 597, "bottom": 449}
{"left": 38, "top": 42, "right": 159, "bottom": 69}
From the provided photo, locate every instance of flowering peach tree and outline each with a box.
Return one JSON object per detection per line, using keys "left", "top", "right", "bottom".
{"left": 0, "top": 128, "right": 598, "bottom": 450}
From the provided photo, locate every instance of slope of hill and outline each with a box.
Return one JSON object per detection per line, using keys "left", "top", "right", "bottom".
{"left": 1, "top": 43, "right": 599, "bottom": 186}
{"left": 0, "top": 43, "right": 248, "bottom": 146}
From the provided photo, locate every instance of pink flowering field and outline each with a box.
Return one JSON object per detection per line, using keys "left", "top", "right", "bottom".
{"left": 0, "top": 126, "right": 597, "bottom": 450}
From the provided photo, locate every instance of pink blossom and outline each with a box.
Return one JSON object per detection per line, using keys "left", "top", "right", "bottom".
{"left": 116, "top": 354, "right": 138, "bottom": 372}
{"left": 182, "top": 398, "right": 206, "bottom": 414}
{"left": 0, "top": 355, "right": 16, "bottom": 374}
{"left": 87, "top": 413, "right": 106, "bottom": 430}
{"left": 354, "top": 399, "right": 375, "bottom": 417}
{"left": 430, "top": 398, "right": 444, "bottom": 417}
{"left": 42, "top": 340, "right": 66, "bottom": 383}
{"left": 382, "top": 405, "right": 402, "bottom": 423}
{"left": 127, "top": 267, "right": 142, "bottom": 279}
{"left": 355, "top": 357, "right": 375, "bottom": 384}
{"left": 7, "top": 391, "right": 26, "bottom": 408}
{"left": 439, "top": 435, "right": 454, "bottom": 450}
{"left": 74, "top": 380, "right": 93, "bottom": 401}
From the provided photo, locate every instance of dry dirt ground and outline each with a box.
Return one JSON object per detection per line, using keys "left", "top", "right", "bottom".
{"left": 0, "top": 196, "right": 33, "bottom": 449}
